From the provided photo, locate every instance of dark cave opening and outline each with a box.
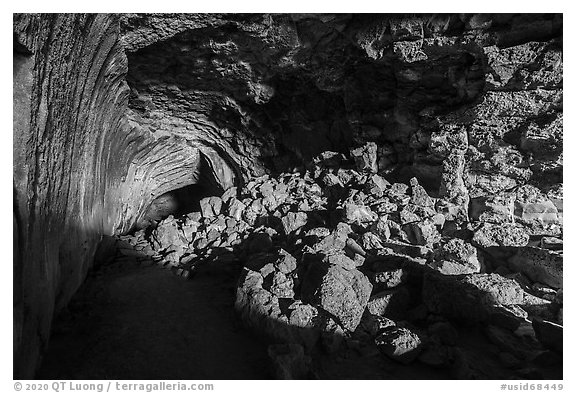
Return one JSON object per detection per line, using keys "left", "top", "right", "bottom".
{"left": 136, "top": 167, "right": 225, "bottom": 231}
{"left": 140, "top": 183, "right": 216, "bottom": 226}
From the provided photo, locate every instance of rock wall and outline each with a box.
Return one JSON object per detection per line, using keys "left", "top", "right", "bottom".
{"left": 13, "top": 14, "right": 128, "bottom": 378}
{"left": 13, "top": 13, "right": 562, "bottom": 378}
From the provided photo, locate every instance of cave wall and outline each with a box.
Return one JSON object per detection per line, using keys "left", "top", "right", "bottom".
{"left": 121, "top": 13, "right": 561, "bottom": 190}
{"left": 13, "top": 13, "right": 562, "bottom": 378}
{"left": 12, "top": 13, "right": 242, "bottom": 378}
{"left": 13, "top": 14, "right": 129, "bottom": 378}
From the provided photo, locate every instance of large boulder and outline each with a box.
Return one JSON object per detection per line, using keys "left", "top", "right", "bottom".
{"left": 469, "top": 194, "right": 514, "bottom": 224}
{"left": 409, "top": 177, "right": 435, "bottom": 207}
{"left": 364, "top": 174, "right": 390, "bottom": 196}
{"left": 301, "top": 261, "right": 372, "bottom": 331}
{"left": 423, "top": 273, "right": 525, "bottom": 322}
{"left": 281, "top": 211, "right": 308, "bottom": 235}
{"left": 199, "top": 196, "right": 223, "bottom": 218}
{"left": 150, "top": 216, "right": 186, "bottom": 251}
{"left": 366, "top": 287, "right": 411, "bottom": 319}
{"left": 350, "top": 142, "right": 378, "bottom": 173}
{"left": 472, "top": 222, "right": 530, "bottom": 248}
{"left": 404, "top": 219, "right": 441, "bottom": 247}
{"left": 429, "top": 238, "right": 481, "bottom": 275}
{"left": 344, "top": 203, "right": 378, "bottom": 224}
{"left": 508, "top": 247, "right": 562, "bottom": 289}
{"left": 513, "top": 185, "right": 561, "bottom": 235}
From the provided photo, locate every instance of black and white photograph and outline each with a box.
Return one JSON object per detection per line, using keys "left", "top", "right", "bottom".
{"left": 11, "top": 9, "right": 565, "bottom": 386}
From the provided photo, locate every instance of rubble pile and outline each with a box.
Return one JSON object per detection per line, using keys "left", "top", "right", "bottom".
{"left": 116, "top": 145, "right": 563, "bottom": 379}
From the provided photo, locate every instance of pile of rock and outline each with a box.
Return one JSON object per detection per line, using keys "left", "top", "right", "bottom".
{"left": 116, "top": 143, "right": 562, "bottom": 378}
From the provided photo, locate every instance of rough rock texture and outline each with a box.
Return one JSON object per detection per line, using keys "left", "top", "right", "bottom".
{"left": 508, "top": 247, "right": 562, "bottom": 289}
{"left": 301, "top": 262, "right": 372, "bottom": 331}
{"left": 14, "top": 13, "right": 562, "bottom": 379}
{"left": 13, "top": 14, "right": 131, "bottom": 378}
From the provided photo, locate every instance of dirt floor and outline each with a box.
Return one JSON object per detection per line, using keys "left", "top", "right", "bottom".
{"left": 36, "top": 254, "right": 562, "bottom": 381}
{"left": 36, "top": 261, "right": 273, "bottom": 380}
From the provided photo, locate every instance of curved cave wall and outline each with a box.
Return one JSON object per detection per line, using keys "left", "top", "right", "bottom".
{"left": 13, "top": 13, "right": 562, "bottom": 378}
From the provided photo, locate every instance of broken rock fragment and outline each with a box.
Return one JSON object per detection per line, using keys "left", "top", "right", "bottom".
{"left": 281, "top": 211, "right": 308, "bottom": 235}
{"left": 429, "top": 238, "right": 481, "bottom": 275}
{"left": 472, "top": 222, "right": 530, "bottom": 248}
{"left": 301, "top": 261, "right": 372, "bottom": 331}
{"left": 375, "top": 327, "right": 422, "bottom": 364}
{"left": 350, "top": 142, "right": 378, "bottom": 173}
{"left": 508, "top": 247, "right": 562, "bottom": 289}
{"left": 199, "top": 196, "right": 223, "bottom": 218}
{"left": 344, "top": 203, "right": 378, "bottom": 224}
{"left": 423, "top": 273, "right": 525, "bottom": 322}
{"left": 409, "top": 177, "right": 435, "bottom": 207}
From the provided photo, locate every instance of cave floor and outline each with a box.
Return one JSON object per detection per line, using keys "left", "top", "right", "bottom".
{"left": 35, "top": 250, "right": 561, "bottom": 380}
{"left": 36, "top": 261, "right": 273, "bottom": 380}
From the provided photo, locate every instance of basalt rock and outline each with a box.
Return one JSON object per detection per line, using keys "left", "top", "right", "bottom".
{"left": 14, "top": 13, "right": 562, "bottom": 379}
{"left": 508, "top": 247, "right": 563, "bottom": 289}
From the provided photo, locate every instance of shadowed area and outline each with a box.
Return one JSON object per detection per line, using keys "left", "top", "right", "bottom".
{"left": 36, "top": 262, "right": 272, "bottom": 380}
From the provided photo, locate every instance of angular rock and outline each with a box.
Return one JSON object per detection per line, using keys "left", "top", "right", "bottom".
{"left": 350, "top": 142, "right": 378, "bottom": 173}
{"left": 423, "top": 273, "right": 525, "bottom": 322}
{"left": 399, "top": 206, "right": 421, "bottom": 225}
{"left": 324, "top": 253, "right": 357, "bottom": 270}
{"left": 370, "top": 268, "right": 407, "bottom": 290}
{"left": 301, "top": 262, "right": 372, "bottom": 331}
{"left": 469, "top": 194, "right": 514, "bottom": 224}
{"left": 430, "top": 238, "right": 481, "bottom": 275}
{"left": 220, "top": 186, "right": 238, "bottom": 205}
{"left": 540, "top": 236, "right": 563, "bottom": 251}
{"left": 228, "top": 198, "right": 247, "bottom": 220}
{"left": 375, "top": 327, "right": 422, "bottom": 364}
{"left": 344, "top": 203, "right": 378, "bottom": 224}
{"left": 345, "top": 237, "right": 366, "bottom": 257}
{"left": 513, "top": 185, "right": 561, "bottom": 235}
{"left": 372, "top": 198, "right": 398, "bottom": 214}
{"left": 366, "top": 287, "right": 411, "bottom": 319}
{"left": 488, "top": 304, "right": 529, "bottom": 331}
{"left": 360, "top": 312, "right": 397, "bottom": 337}
{"left": 281, "top": 211, "right": 308, "bottom": 235}
{"left": 472, "top": 222, "right": 530, "bottom": 248}
{"left": 409, "top": 177, "right": 434, "bottom": 207}
{"left": 313, "top": 232, "right": 347, "bottom": 254}
{"left": 387, "top": 183, "right": 410, "bottom": 204}
{"left": 288, "top": 301, "right": 318, "bottom": 329}
{"left": 365, "top": 174, "right": 390, "bottom": 197}
{"left": 275, "top": 249, "right": 297, "bottom": 274}
{"left": 199, "top": 196, "right": 223, "bottom": 218}
{"left": 150, "top": 216, "right": 186, "bottom": 251}
{"left": 390, "top": 17, "right": 423, "bottom": 41}
{"left": 370, "top": 217, "right": 391, "bottom": 241}
{"left": 268, "top": 271, "right": 295, "bottom": 298}
{"left": 381, "top": 239, "right": 432, "bottom": 260}
{"left": 508, "top": 247, "right": 562, "bottom": 289}
{"left": 362, "top": 231, "right": 385, "bottom": 252}
{"left": 439, "top": 151, "right": 469, "bottom": 221}
{"left": 404, "top": 220, "right": 441, "bottom": 247}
